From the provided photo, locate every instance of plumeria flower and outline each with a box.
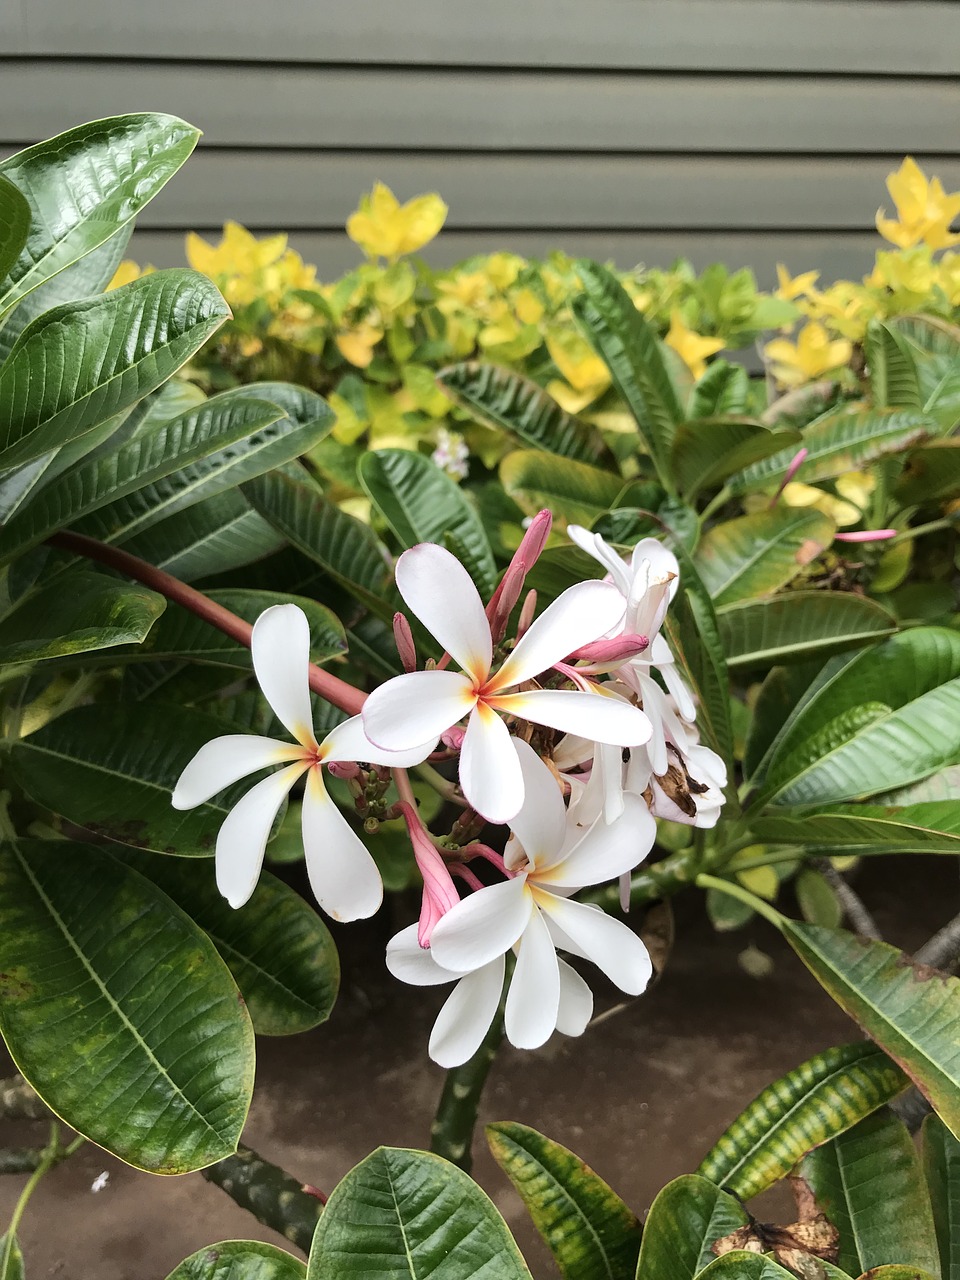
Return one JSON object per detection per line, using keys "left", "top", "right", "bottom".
{"left": 391, "top": 739, "right": 653, "bottom": 1064}
{"left": 172, "top": 604, "right": 433, "bottom": 918}
{"left": 567, "top": 527, "right": 696, "bottom": 774}
{"left": 362, "top": 544, "right": 652, "bottom": 823}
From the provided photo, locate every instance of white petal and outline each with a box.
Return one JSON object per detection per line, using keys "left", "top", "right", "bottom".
{"left": 541, "top": 794, "right": 656, "bottom": 888}
{"left": 429, "top": 957, "right": 505, "bottom": 1068}
{"left": 567, "top": 526, "right": 632, "bottom": 594}
{"left": 215, "top": 761, "right": 307, "bottom": 909}
{"left": 172, "top": 735, "right": 302, "bottom": 809}
{"left": 552, "top": 733, "right": 595, "bottom": 771}
{"left": 493, "top": 688, "right": 652, "bottom": 747}
{"left": 504, "top": 909, "right": 560, "bottom": 1050}
{"left": 508, "top": 738, "right": 567, "bottom": 866}
{"left": 459, "top": 703, "right": 524, "bottom": 823}
{"left": 301, "top": 769, "right": 383, "bottom": 922}
{"left": 535, "top": 892, "right": 653, "bottom": 995}
{"left": 251, "top": 604, "right": 317, "bottom": 749}
{"left": 362, "top": 669, "right": 476, "bottom": 751}
{"left": 630, "top": 538, "right": 679, "bottom": 600}
{"left": 386, "top": 923, "right": 463, "bottom": 986}
{"left": 395, "top": 543, "right": 492, "bottom": 684}
{"left": 660, "top": 657, "right": 697, "bottom": 722}
{"left": 321, "top": 714, "right": 436, "bottom": 768}
{"left": 430, "top": 875, "right": 532, "bottom": 972}
{"left": 556, "top": 959, "right": 593, "bottom": 1036}
{"left": 492, "top": 580, "right": 627, "bottom": 689}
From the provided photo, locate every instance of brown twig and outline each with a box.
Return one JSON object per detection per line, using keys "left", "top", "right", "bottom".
{"left": 47, "top": 531, "right": 365, "bottom": 716}
{"left": 814, "top": 859, "right": 882, "bottom": 940}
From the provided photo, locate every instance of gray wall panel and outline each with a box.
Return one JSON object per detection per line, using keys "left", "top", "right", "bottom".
{"left": 1, "top": 63, "right": 958, "bottom": 154}
{"left": 14, "top": 0, "right": 960, "bottom": 75}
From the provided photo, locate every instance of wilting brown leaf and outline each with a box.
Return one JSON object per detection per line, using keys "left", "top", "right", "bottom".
{"left": 713, "top": 1211, "right": 839, "bottom": 1274}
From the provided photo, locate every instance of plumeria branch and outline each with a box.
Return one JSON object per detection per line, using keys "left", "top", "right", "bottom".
{"left": 201, "top": 1145, "right": 325, "bottom": 1256}
{"left": 46, "top": 532, "right": 366, "bottom": 717}
{"left": 429, "top": 990, "right": 507, "bottom": 1173}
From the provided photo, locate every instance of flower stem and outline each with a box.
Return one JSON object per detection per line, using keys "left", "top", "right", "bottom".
{"left": 695, "top": 872, "right": 786, "bottom": 929}
{"left": 1, "top": 1122, "right": 60, "bottom": 1272}
{"left": 47, "top": 531, "right": 365, "bottom": 716}
{"left": 430, "top": 1002, "right": 505, "bottom": 1173}
{"left": 412, "top": 762, "right": 465, "bottom": 806}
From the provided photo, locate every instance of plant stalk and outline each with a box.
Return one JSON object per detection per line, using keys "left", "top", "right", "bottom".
{"left": 200, "top": 1144, "right": 325, "bottom": 1257}
{"left": 430, "top": 1002, "right": 505, "bottom": 1173}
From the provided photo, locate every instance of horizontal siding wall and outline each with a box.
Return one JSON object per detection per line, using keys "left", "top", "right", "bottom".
{"left": 2, "top": 2, "right": 959, "bottom": 285}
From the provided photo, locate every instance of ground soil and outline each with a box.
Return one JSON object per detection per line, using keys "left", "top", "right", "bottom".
{"left": 1, "top": 854, "right": 955, "bottom": 1279}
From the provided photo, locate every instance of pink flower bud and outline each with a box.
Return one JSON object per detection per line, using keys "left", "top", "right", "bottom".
{"left": 568, "top": 633, "right": 650, "bottom": 664}
{"left": 485, "top": 508, "right": 552, "bottom": 629}
{"left": 327, "top": 760, "right": 360, "bottom": 780}
{"left": 487, "top": 559, "right": 526, "bottom": 646}
{"left": 441, "top": 725, "right": 466, "bottom": 751}
{"left": 834, "top": 529, "right": 898, "bottom": 543}
{"left": 393, "top": 612, "right": 417, "bottom": 673}
{"left": 517, "top": 588, "right": 538, "bottom": 639}
{"left": 770, "top": 447, "right": 809, "bottom": 507}
{"left": 397, "top": 801, "right": 461, "bottom": 947}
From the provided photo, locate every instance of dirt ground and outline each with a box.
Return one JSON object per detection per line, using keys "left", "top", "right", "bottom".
{"left": 1, "top": 854, "right": 955, "bottom": 1279}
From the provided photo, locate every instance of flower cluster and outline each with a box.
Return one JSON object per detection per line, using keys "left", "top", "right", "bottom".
{"left": 173, "top": 511, "right": 726, "bottom": 1065}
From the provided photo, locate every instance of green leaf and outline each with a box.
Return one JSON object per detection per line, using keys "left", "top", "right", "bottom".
{"left": 670, "top": 418, "right": 800, "bottom": 500}
{"left": 499, "top": 449, "right": 623, "bottom": 525}
{"left": 754, "top": 628, "right": 960, "bottom": 808}
{"left": 695, "top": 507, "right": 834, "bottom": 607}
{"left": 0, "top": 567, "right": 165, "bottom": 665}
{"left": 698, "top": 1042, "right": 907, "bottom": 1200}
{"left": 437, "top": 362, "right": 613, "bottom": 466}
{"left": 0, "top": 839, "right": 254, "bottom": 1173}
{"left": 307, "top": 1147, "right": 533, "bottom": 1279}
{"left": 0, "top": 389, "right": 281, "bottom": 565}
{"left": 866, "top": 320, "right": 924, "bottom": 410}
{"left": 688, "top": 361, "right": 750, "bottom": 420}
{"left": 135, "top": 589, "right": 345, "bottom": 671}
{"left": 853, "top": 1270, "right": 938, "bottom": 1280}
{"left": 0, "top": 1233, "right": 24, "bottom": 1280}
{"left": 486, "top": 1121, "right": 641, "bottom": 1280}
{"left": 634, "top": 1173, "right": 749, "bottom": 1278}
{"left": 696, "top": 1257, "right": 804, "bottom": 1280}
{"left": 0, "top": 176, "right": 30, "bottom": 287}
{"left": 118, "top": 850, "right": 338, "bottom": 1037}
{"left": 121, "top": 490, "right": 285, "bottom": 583}
{"left": 573, "top": 261, "right": 682, "bottom": 485}
{"left": 0, "top": 114, "right": 199, "bottom": 320}
{"left": 76, "top": 383, "right": 334, "bottom": 547}
{"left": 890, "top": 315, "right": 960, "bottom": 361}
{"left": 729, "top": 409, "right": 936, "bottom": 494}
{"left": 783, "top": 924, "right": 960, "bottom": 1145}
{"left": 744, "top": 660, "right": 824, "bottom": 781}
{"left": 796, "top": 869, "right": 845, "bottom": 927}
{"left": 923, "top": 1113, "right": 960, "bottom": 1280}
{"left": 7, "top": 702, "right": 260, "bottom": 856}
{"left": 751, "top": 802, "right": 960, "bottom": 856}
{"left": 166, "top": 1242, "right": 306, "bottom": 1280}
{"left": 243, "top": 466, "right": 392, "bottom": 620}
{"left": 802, "top": 1109, "right": 940, "bottom": 1275}
{"left": 0, "top": 270, "right": 229, "bottom": 473}
{"left": 896, "top": 441, "right": 960, "bottom": 505}
{"left": 718, "top": 592, "right": 896, "bottom": 670}
{"left": 358, "top": 448, "right": 497, "bottom": 596}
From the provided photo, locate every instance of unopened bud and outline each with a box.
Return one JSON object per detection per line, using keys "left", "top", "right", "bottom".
{"left": 488, "top": 560, "right": 526, "bottom": 645}
{"left": 393, "top": 612, "right": 417, "bottom": 673}
{"left": 517, "top": 588, "right": 538, "bottom": 639}
{"left": 484, "top": 509, "right": 552, "bottom": 626}
{"left": 327, "top": 760, "right": 360, "bottom": 780}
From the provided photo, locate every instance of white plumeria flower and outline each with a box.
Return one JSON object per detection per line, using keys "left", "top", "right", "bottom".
{"left": 362, "top": 543, "right": 652, "bottom": 824}
{"left": 172, "top": 604, "right": 433, "bottom": 919}
{"left": 568, "top": 527, "right": 697, "bottom": 775}
{"left": 625, "top": 702, "right": 728, "bottom": 829}
{"left": 413, "top": 739, "right": 652, "bottom": 1059}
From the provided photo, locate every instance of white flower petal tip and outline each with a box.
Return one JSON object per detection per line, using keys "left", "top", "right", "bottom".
{"left": 428, "top": 958, "right": 505, "bottom": 1068}
{"left": 458, "top": 706, "right": 525, "bottom": 824}
{"left": 301, "top": 769, "right": 384, "bottom": 923}
{"left": 172, "top": 735, "right": 303, "bottom": 809}
{"left": 251, "top": 604, "right": 318, "bottom": 749}
{"left": 395, "top": 543, "right": 493, "bottom": 683}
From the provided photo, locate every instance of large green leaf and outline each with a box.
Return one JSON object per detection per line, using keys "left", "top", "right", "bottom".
{"left": 437, "top": 362, "right": 612, "bottom": 466}
{"left": 698, "top": 1042, "right": 907, "bottom": 1200}
{"left": 122, "top": 489, "right": 285, "bottom": 582}
{"left": 753, "top": 628, "right": 960, "bottom": 808}
{"left": 923, "top": 1114, "right": 960, "bottom": 1280}
{"left": 572, "top": 261, "right": 682, "bottom": 485}
{"left": 500, "top": 449, "right": 623, "bottom": 525}
{"left": 671, "top": 418, "right": 800, "bottom": 500}
{"left": 7, "top": 702, "right": 262, "bottom": 856}
{"left": 0, "top": 839, "right": 254, "bottom": 1173}
{"left": 728, "top": 409, "right": 935, "bottom": 494}
{"left": 802, "top": 1109, "right": 940, "bottom": 1275}
{"left": 688, "top": 361, "right": 750, "bottom": 420}
{"left": 135, "top": 589, "right": 345, "bottom": 671}
{"left": 743, "top": 659, "right": 823, "bottom": 780}
{"left": 120, "top": 851, "right": 338, "bottom": 1036}
{"left": 718, "top": 592, "right": 896, "bottom": 670}
{"left": 0, "top": 114, "right": 198, "bottom": 320}
{"left": 486, "top": 1121, "right": 641, "bottom": 1280}
{"left": 865, "top": 320, "right": 924, "bottom": 410}
{"left": 358, "top": 448, "right": 497, "bottom": 596}
{"left": 307, "top": 1147, "right": 533, "bottom": 1279}
{"left": 696, "top": 1257, "right": 814, "bottom": 1280}
{"left": 751, "top": 802, "right": 960, "bottom": 856}
{"left": 782, "top": 923, "right": 960, "bottom": 1143}
{"left": 166, "top": 1242, "right": 306, "bottom": 1280}
{"left": 634, "top": 1174, "right": 750, "bottom": 1279}
{"left": 75, "top": 383, "right": 333, "bottom": 547}
{"left": 0, "top": 175, "right": 30, "bottom": 287}
{"left": 243, "top": 466, "right": 392, "bottom": 619}
{"left": 0, "top": 389, "right": 281, "bottom": 564}
{"left": 0, "top": 270, "right": 229, "bottom": 473}
{"left": 695, "top": 507, "right": 834, "bottom": 608}
{"left": 0, "top": 566, "right": 164, "bottom": 665}
{"left": 896, "top": 441, "right": 960, "bottom": 505}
